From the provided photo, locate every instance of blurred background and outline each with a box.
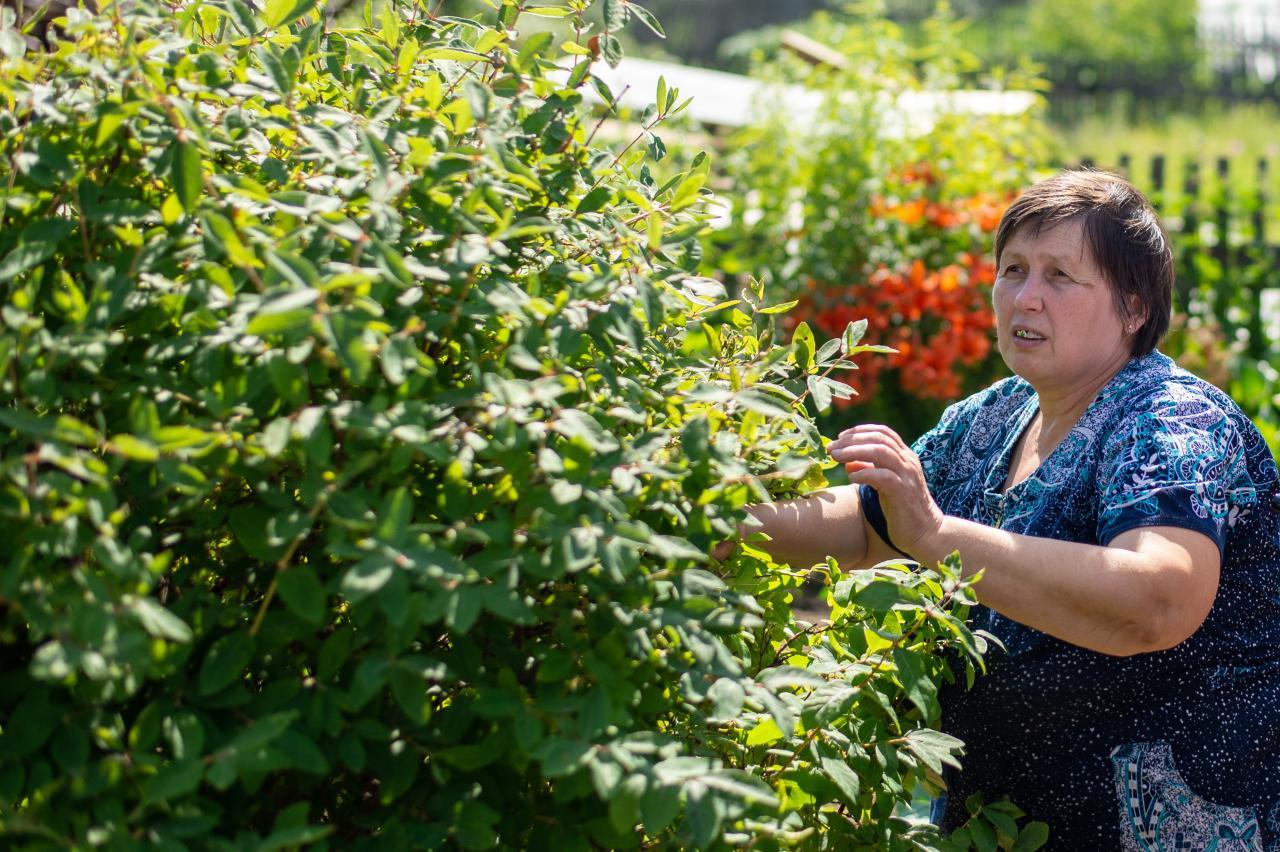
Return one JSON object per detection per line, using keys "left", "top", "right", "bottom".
{"left": 433, "top": 0, "right": 1280, "bottom": 446}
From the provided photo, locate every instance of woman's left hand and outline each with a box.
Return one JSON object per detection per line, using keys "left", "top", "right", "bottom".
{"left": 828, "top": 424, "right": 947, "bottom": 560}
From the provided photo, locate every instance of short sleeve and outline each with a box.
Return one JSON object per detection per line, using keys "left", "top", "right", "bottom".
{"left": 860, "top": 395, "right": 981, "bottom": 557}
{"left": 1096, "top": 396, "right": 1258, "bottom": 551}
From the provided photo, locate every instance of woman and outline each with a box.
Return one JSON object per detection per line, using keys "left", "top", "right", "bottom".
{"left": 750, "top": 170, "right": 1280, "bottom": 847}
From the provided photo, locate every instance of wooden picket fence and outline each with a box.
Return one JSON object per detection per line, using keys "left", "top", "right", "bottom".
{"left": 1071, "top": 153, "right": 1280, "bottom": 359}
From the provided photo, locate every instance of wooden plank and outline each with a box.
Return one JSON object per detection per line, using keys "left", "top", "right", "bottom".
{"left": 1151, "top": 154, "right": 1166, "bottom": 212}
{"left": 779, "top": 29, "right": 848, "bottom": 70}
{"left": 1178, "top": 159, "right": 1200, "bottom": 312}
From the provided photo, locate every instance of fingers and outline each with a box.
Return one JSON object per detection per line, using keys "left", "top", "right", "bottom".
{"left": 829, "top": 432, "right": 914, "bottom": 470}
{"left": 831, "top": 441, "right": 904, "bottom": 470}
{"left": 830, "top": 424, "right": 911, "bottom": 456}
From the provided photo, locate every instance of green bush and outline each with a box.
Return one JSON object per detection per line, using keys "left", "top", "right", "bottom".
{"left": 0, "top": 1, "right": 1044, "bottom": 848}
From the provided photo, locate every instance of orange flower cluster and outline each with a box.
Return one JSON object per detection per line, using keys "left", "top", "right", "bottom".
{"left": 784, "top": 167, "right": 1019, "bottom": 406}
{"left": 868, "top": 191, "right": 1010, "bottom": 233}
{"left": 795, "top": 252, "right": 998, "bottom": 403}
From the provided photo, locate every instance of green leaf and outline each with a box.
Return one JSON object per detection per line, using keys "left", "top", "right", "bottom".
{"left": 607, "top": 773, "right": 644, "bottom": 833}
{"left": 629, "top": 3, "right": 665, "bottom": 37}
{"left": 970, "top": 818, "right": 997, "bottom": 852}
{"left": 0, "top": 242, "right": 57, "bottom": 282}
{"left": 130, "top": 598, "right": 194, "bottom": 642}
{"left": 0, "top": 220, "right": 74, "bottom": 282}
{"left": 807, "top": 374, "right": 832, "bottom": 412}
{"left": 1012, "top": 822, "right": 1050, "bottom": 851}
{"left": 538, "top": 737, "right": 592, "bottom": 777}
{"left": 522, "top": 5, "right": 572, "bottom": 17}
{"left": 842, "top": 318, "right": 869, "bottom": 352}
{"left": 389, "top": 666, "right": 432, "bottom": 725}
{"left": 576, "top": 187, "right": 613, "bottom": 213}
{"left": 421, "top": 46, "right": 488, "bottom": 62}
{"left": 818, "top": 751, "right": 861, "bottom": 807}
{"left": 744, "top": 718, "right": 783, "bottom": 746}
{"left": 379, "top": 0, "right": 400, "bottom": 47}
{"left": 552, "top": 408, "right": 618, "bottom": 452}
{"left": 276, "top": 568, "right": 327, "bottom": 625}
{"left": 263, "top": 0, "right": 316, "bottom": 28}
{"left": 342, "top": 558, "right": 395, "bottom": 603}
{"left": 853, "top": 579, "right": 917, "bottom": 611}
{"left": 600, "top": 34, "right": 622, "bottom": 67}
{"left": 602, "top": 0, "right": 626, "bottom": 31}
{"left": 198, "top": 631, "right": 255, "bottom": 695}
{"left": 792, "top": 321, "right": 815, "bottom": 373}
{"left": 376, "top": 487, "right": 413, "bottom": 545}
{"left": 260, "top": 825, "right": 335, "bottom": 851}
{"left": 229, "top": 506, "right": 286, "bottom": 561}
{"left": 247, "top": 309, "right": 313, "bottom": 336}
{"left": 203, "top": 212, "right": 259, "bottom": 268}
{"left": 985, "top": 806, "right": 1020, "bottom": 839}
{"left": 804, "top": 682, "right": 858, "bottom": 727}
{"left": 143, "top": 759, "right": 204, "bottom": 803}
{"left": 275, "top": 730, "right": 329, "bottom": 775}
{"left": 640, "top": 783, "right": 681, "bottom": 835}
{"left": 707, "top": 678, "right": 745, "bottom": 720}
{"left": 0, "top": 26, "right": 24, "bottom": 59}
{"left": 735, "top": 389, "right": 792, "bottom": 419}
{"left": 903, "top": 728, "right": 964, "bottom": 775}
{"left": 701, "top": 769, "right": 778, "bottom": 808}
{"left": 757, "top": 299, "right": 798, "bottom": 315}
{"left": 109, "top": 434, "right": 160, "bottom": 462}
{"left": 171, "top": 136, "right": 203, "bottom": 214}
{"left": 326, "top": 311, "right": 373, "bottom": 385}
{"left": 893, "top": 648, "right": 938, "bottom": 719}
{"left": 685, "top": 783, "right": 722, "bottom": 848}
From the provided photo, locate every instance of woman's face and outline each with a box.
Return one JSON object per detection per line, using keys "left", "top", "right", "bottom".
{"left": 993, "top": 218, "right": 1137, "bottom": 396}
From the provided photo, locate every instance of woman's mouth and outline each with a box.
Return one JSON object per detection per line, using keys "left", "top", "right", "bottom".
{"left": 1012, "top": 328, "right": 1045, "bottom": 341}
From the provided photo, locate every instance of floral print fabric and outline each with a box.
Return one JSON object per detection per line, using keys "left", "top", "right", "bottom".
{"left": 860, "top": 351, "right": 1280, "bottom": 849}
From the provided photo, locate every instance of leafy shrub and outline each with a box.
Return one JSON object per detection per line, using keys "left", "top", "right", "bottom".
{"left": 705, "top": 5, "right": 1051, "bottom": 436}
{"left": 0, "top": 0, "right": 1045, "bottom": 848}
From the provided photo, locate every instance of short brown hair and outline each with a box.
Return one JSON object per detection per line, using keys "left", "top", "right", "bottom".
{"left": 994, "top": 169, "right": 1173, "bottom": 356}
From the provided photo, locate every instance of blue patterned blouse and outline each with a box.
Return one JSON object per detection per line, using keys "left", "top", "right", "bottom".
{"left": 861, "top": 350, "right": 1280, "bottom": 849}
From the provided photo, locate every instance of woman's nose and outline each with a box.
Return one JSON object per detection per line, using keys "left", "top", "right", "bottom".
{"left": 1012, "top": 272, "right": 1044, "bottom": 310}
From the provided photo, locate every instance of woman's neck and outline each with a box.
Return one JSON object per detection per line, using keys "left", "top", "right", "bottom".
{"left": 1032, "top": 357, "right": 1131, "bottom": 440}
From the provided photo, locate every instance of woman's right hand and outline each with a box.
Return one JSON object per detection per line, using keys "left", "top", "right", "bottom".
{"left": 827, "top": 424, "right": 947, "bottom": 563}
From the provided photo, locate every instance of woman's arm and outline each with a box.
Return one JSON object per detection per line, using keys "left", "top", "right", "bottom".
{"left": 832, "top": 425, "right": 1221, "bottom": 657}
{"left": 737, "top": 486, "right": 903, "bottom": 569}
{"left": 913, "top": 519, "right": 1219, "bottom": 656}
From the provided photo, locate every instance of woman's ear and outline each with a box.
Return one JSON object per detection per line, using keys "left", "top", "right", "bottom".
{"left": 1124, "top": 293, "right": 1147, "bottom": 334}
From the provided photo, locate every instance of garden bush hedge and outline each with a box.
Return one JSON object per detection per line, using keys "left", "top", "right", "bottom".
{"left": 0, "top": 1, "right": 1044, "bottom": 848}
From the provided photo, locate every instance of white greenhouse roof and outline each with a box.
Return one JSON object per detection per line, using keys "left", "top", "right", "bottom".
{"left": 583, "top": 56, "right": 1038, "bottom": 135}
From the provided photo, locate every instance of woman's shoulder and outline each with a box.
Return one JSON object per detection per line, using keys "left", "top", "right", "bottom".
{"left": 1101, "top": 351, "right": 1276, "bottom": 475}
{"left": 1111, "top": 351, "right": 1249, "bottom": 423}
